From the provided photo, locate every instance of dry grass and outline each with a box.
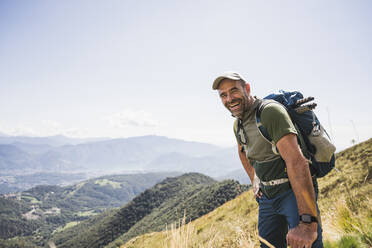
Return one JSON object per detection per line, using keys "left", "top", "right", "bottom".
{"left": 165, "top": 213, "right": 195, "bottom": 248}
{"left": 123, "top": 138, "right": 372, "bottom": 248}
{"left": 318, "top": 138, "right": 372, "bottom": 247}
{"left": 123, "top": 192, "right": 260, "bottom": 248}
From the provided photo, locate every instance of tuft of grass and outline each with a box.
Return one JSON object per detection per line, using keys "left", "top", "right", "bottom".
{"left": 165, "top": 213, "right": 195, "bottom": 248}
{"left": 331, "top": 180, "right": 372, "bottom": 246}
{"left": 324, "top": 240, "right": 337, "bottom": 248}
{"left": 338, "top": 236, "right": 361, "bottom": 248}
{"left": 324, "top": 236, "right": 361, "bottom": 248}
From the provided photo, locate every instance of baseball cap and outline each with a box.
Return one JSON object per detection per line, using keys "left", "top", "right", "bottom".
{"left": 212, "top": 71, "right": 246, "bottom": 90}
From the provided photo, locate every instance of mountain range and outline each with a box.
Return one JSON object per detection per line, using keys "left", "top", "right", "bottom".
{"left": 0, "top": 135, "right": 246, "bottom": 193}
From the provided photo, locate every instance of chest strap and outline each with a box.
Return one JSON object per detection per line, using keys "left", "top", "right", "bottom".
{"left": 261, "top": 178, "right": 289, "bottom": 186}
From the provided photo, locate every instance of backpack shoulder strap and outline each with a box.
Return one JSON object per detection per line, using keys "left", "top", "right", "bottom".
{"left": 233, "top": 119, "right": 239, "bottom": 135}
{"left": 234, "top": 119, "right": 247, "bottom": 153}
{"left": 255, "top": 100, "right": 278, "bottom": 142}
{"left": 257, "top": 100, "right": 312, "bottom": 160}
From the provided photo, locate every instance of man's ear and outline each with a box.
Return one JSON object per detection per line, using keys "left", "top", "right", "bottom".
{"left": 245, "top": 83, "right": 250, "bottom": 94}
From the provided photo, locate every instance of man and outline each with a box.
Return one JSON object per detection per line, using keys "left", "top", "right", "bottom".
{"left": 212, "top": 71, "right": 323, "bottom": 248}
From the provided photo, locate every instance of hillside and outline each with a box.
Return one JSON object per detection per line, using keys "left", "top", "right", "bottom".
{"left": 51, "top": 173, "right": 248, "bottom": 248}
{"left": 0, "top": 172, "right": 178, "bottom": 246}
{"left": 123, "top": 138, "right": 372, "bottom": 248}
{"left": 0, "top": 198, "right": 36, "bottom": 238}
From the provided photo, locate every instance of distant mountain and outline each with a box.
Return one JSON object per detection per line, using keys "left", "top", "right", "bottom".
{"left": 0, "top": 172, "right": 179, "bottom": 244}
{"left": 0, "top": 132, "right": 10, "bottom": 137}
{"left": 0, "top": 135, "right": 239, "bottom": 178}
{"left": 0, "top": 172, "right": 87, "bottom": 194}
{"left": 145, "top": 147, "right": 241, "bottom": 177}
{"left": 44, "top": 135, "right": 222, "bottom": 170}
{"left": 7, "top": 142, "right": 54, "bottom": 155}
{"left": 0, "top": 135, "right": 243, "bottom": 195}
{"left": 0, "top": 144, "right": 42, "bottom": 172}
{"left": 0, "top": 134, "right": 108, "bottom": 147}
{"left": 217, "top": 167, "right": 251, "bottom": 185}
{"left": 52, "top": 173, "right": 248, "bottom": 248}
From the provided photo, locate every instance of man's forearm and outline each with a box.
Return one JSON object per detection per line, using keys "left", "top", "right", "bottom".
{"left": 286, "top": 156, "right": 317, "bottom": 220}
{"left": 276, "top": 134, "right": 318, "bottom": 225}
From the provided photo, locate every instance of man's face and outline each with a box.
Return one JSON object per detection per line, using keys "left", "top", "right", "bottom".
{"left": 217, "top": 79, "right": 249, "bottom": 119}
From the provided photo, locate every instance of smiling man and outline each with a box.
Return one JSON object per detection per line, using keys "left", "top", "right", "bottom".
{"left": 213, "top": 72, "right": 323, "bottom": 248}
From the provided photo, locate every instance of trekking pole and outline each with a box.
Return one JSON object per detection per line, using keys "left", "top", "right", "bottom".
{"left": 293, "top": 97, "right": 314, "bottom": 108}
{"left": 294, "top": 103, "right": 317, "bottom": 114}
{"left": 258, "top": 235, "right": 275, "bottom": 248}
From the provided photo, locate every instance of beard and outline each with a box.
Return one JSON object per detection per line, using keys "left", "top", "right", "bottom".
{"left": 226, "top": 98, "right": 246, "bottom": 118}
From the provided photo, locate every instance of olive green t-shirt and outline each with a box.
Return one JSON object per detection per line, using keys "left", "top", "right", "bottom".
{"left": 260, "top": 102, "right": 297, "bottom": 144}
{"left": 234, "top": 100, "right": 297, "bottom": 148}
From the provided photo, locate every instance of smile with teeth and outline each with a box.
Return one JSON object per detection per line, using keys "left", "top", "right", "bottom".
{"left": 229, "top": 102, "right": 241, "bottom": 111}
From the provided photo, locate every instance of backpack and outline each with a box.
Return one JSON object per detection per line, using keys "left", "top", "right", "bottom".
{"left": 256, "top": 90, "right": 336, "bottom": 178}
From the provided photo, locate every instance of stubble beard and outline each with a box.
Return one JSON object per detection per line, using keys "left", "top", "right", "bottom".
{"left": 234, "top": 92, "right": 253, "bottom": 119}
{"left": 235, "top": 99, "right": 247, "bottom": 119}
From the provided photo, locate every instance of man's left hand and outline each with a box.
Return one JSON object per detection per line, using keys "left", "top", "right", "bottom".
{"left": 286, "top": 223, "right": 317, "bottom": 248}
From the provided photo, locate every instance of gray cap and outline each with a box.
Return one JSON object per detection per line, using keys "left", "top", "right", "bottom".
{"left": 212, "top": 71, "right": 246, "bottom": 90}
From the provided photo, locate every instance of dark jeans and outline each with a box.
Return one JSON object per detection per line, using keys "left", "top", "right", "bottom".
{"left": 257, "top": 188, "right": 323, "bottom": 248}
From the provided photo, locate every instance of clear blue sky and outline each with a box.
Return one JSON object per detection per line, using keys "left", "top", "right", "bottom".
{"left": 0, "top": 0, "right": 371, "bottom": 151}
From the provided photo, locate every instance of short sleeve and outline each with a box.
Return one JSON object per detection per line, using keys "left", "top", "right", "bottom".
{"left": 260, "top": 103, "right": 297, "bottom": 144}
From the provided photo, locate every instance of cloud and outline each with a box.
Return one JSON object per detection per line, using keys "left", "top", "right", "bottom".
{"left": 0, "top": 121, "right": 87, "bottom": 138}
{"left": 41, "top": 120, "right": 62, "bottom": 133}
{"left": 104, "top": 109, "right": 159, "bottom": 129}
{"left": 0, "top": 125, "right": 42, "bottom": 137}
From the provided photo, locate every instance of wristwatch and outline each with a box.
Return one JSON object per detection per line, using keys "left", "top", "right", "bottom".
{"left": 299, "top": 214, "right": 318, "bottom": 224}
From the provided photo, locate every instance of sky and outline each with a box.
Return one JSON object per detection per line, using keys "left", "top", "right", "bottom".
{"left": 0, "top": 0, "right": 371, "bottom": 151}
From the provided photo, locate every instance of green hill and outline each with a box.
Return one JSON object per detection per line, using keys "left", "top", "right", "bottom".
{"left": 22, "top": 172, "right": 180, "bottom": 212}
{"left": 51, "top": 173, "right": 248, "bottom": 248}
{"left": 122, "top": 138, "right": 372, "bottom": 248}
{"left": 0, "top": 198, "right": 36, "bottom": 238}
{"left": 0, "top": 172, "right": 179, "bottom": 246}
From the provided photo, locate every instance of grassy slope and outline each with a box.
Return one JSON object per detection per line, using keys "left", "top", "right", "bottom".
{"left": 107, "top": 180, "right": 248, "bottom": 247}
{"left": 52, "top": 173, "right": 218, "bottom": 248}
{"left": 123, "top": 138, "right": 372, "bottom": 248}
{"left": 318, "top": 138, "right": 372, "bottom": 245}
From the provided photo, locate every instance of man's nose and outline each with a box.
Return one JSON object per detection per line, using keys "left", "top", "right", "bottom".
{"left": 226, "top": 94, "right": 233, "bottom": 103}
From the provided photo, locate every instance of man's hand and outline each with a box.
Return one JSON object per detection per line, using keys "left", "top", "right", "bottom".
{"left": 286, "top": 223, "right": 317, "bottom": 248}
{"left": 252, "top": 173, "right": 262, "bottom": 199}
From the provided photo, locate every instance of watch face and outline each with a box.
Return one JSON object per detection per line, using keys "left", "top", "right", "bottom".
{"left": 302, "top": 215, "right": 311, "bottom": 222}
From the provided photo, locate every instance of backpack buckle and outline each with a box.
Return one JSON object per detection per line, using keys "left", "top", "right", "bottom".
{"left": 311, "top": 111, "right": 321, "bottom": 136}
